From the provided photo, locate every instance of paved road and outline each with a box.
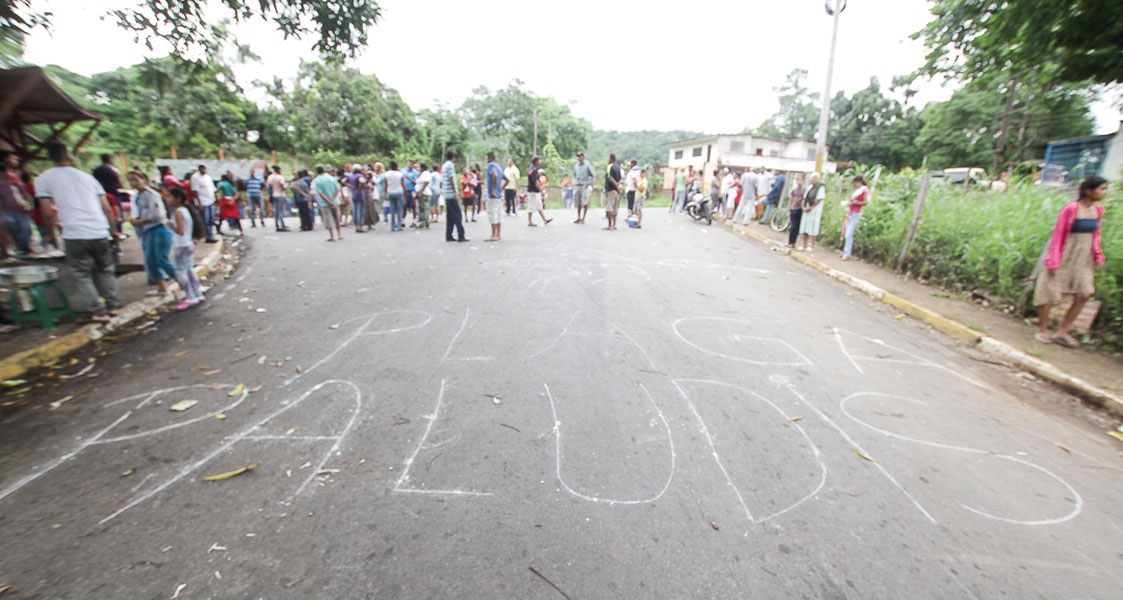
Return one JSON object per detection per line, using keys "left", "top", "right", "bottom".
{"left": 2, "top": 210, "right": 1122, "bottom": 599}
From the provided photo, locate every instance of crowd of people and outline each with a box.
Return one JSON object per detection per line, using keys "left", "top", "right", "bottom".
{"left": 1, "top": 143, "right": 1108, "bottom": 349}
{"left": 667, "top": 164, "right": 872, "bottom": 258}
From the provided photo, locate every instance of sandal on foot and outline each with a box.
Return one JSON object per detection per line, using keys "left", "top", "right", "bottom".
{"left": 1054, "top": 335, "right": 1080, "bottom": 348}
{"left": 1034, "top": 332, "right": 1053, "bottom": 344}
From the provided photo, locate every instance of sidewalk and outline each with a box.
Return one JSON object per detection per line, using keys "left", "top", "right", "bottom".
{"left": 0, "top": 234, "right": 227, "bottom": 381}
{"left": 716, "top": 215, "right": 1123, "bottom": 418}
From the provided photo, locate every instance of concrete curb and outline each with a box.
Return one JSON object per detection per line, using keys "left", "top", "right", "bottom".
{"left": 0, "top": 239, "right": 226, "bottom": 382}
{"left": 722, "top": 218, "right": 1123, "bottom": 418}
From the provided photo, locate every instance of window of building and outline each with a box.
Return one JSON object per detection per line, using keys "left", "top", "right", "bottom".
{"left": 674, "top": 150, "right": 684, "bottom": 160}
{"left": 755, "top": 148, "right": 763, "bottom": 156}
{"left": 807, "top": 149, "right": 816, "bottom": 160}
{"left": 692, "top": 147, "right": 703, "bottom": 157}
{"left": 769, "top": 149, "right": 780, "bottom": 157}
{"left": 729, "top": 141, "right": 744, "bottom": 153}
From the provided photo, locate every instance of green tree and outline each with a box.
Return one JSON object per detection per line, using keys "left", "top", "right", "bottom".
{"left": 915, "top": 81, "right": 1094, "bottom": 169}
{"left": 38, "top": 58, "right": 259, "bottom": 163}
{"left": 3, "top": 0, "right": 381, "bottom": 62}
{"left": 914, "top": 0, "right": 1123, "bottom": 88}
{"left": 828, "top": 78, "right": 921, "bottom": 170}
{"left": 459, "top": 80, "right": 589, "bottom": 163}
{"left": 749, "top": 69, "right": 820, "bottom": 140}
{"left": 263, "top": 60, "right": 416, "bottom": 157}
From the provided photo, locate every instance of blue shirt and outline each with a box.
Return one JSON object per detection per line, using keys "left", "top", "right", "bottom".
{"left": 244, "top": 176, "right": 264, "bottom": 198}
{"left": 312, "top": 173, "right": 340, "bottom": 207}
{"left": 404, "top": 168, "right": 419, "bottom": 192}
{"left": 767, "top": 173, "right": 786, "bottom": 202}
{"left": 486, "top": 161, "right": 504, "bottom": 199}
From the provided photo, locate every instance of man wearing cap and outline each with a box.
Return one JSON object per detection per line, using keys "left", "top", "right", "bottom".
{"left": 189, "top": 164, "right": 219, "bottom": 242}
{"left": 571, "top": 152, "right": 595, "bottom": 224}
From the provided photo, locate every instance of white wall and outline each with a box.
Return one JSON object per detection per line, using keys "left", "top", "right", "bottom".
{"left": 1102, "top": 126, "right": 1123, "bottom": 181}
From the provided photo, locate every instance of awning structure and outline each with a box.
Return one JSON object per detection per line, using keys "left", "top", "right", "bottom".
{"left": 0, "top": 66, "right": 101, "bottom": 161}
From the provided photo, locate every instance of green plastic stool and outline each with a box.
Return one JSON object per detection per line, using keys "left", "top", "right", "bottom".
{"left": 8, "top": 281, "right": 75, "bottom": 330}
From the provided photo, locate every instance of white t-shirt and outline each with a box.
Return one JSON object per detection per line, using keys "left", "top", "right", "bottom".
{"left": 190, "top": 171, "right": 217, "bottom": 206}
{"left": 34, "top": 166, "right": 110, "bottom": 240}
{"left": 416, "top": 171, "right": 432, "bottom": 196}
{"left": 756, "top": 173, "right": 771, "bottom": 197}
{"left": 172, "top": 206, "right": 194, "bottom": 248}
{"left": 720, "top": 173, "right": 734, "bottom": 196}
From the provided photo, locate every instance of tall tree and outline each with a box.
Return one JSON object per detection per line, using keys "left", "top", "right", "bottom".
{"left": 914, "top": 0, "right": 1123, "bottom": 88}
{"left": 2, "top": 0, "right": 382, "bottom": 62}
{"left": 748, "top": 69, "right": 821, "bottom": 141}
{"left": 914, "top": 81, "right": 1094, "bottom": 169}
{"left": 912, "top": 0, "right": 1114, "bottom": 171}
{"left": 459, "top": 80, "right": 589, "bottom": 163}
{"left": 264, "top": 61, "right": 416, "bottom": 157}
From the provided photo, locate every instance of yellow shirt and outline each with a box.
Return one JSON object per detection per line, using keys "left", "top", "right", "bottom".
{"left": 503, "top": 165, "right": 520, "bottom": 190}
{"left": 637, "top": 178, "right": 648, "bottom": 197}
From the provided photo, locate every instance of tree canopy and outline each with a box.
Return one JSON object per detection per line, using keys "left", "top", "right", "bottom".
{"left": 913, "top": 0, "right": 1123, "bottom": 87}
{"left": 2, "top": 0, "right": 382, "bottom": 62}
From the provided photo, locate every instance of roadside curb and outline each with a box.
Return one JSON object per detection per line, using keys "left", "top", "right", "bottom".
{"left": 0, "top": 238, "right": 227, "bottom": 382}
{"left": 722, "top": 219, "right": 1123, "bottom": 418}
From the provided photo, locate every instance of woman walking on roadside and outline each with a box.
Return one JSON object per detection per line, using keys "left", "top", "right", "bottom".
{"left": 127, "top": 171, "right": 177, "bottom": 297}
{"left": 1034, "top": 175, "right": 1108, "bottom": 348}
{"left": 840, "top": 175, "right": 869, "bottom": 260}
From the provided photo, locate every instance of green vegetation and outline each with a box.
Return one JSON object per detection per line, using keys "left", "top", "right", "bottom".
{"left": 817, "top": 175, "right": 1123, "bottom": 348}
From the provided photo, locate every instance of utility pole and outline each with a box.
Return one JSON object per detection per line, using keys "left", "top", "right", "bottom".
{"left": 533, "top": 108, "right": 539, "bottom": 157}
{"left": 814, "top": 0, "right": 846, "bottom": 174}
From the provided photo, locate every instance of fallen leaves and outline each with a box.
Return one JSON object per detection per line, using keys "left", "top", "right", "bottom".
{"left": 1108, "top": 431, "right": 1123, "bottom": 443}
{"left": 329, "top": 323, "right": 340, "bottom": 330}
{"left": 788, "top": 416, "right": 803, "bottom": 423}
{"left": 202, "top": 463, "right": 260, "bottom": 481}
{"left": 853, "top": 449, "right": 877, "bottom": 463}
{"left": 172, "top": 583, "right": 186, "bottom": 599}
{"left": 213, "top": 413, "right": 226, "bottom": 420}
{"left": 227, "top": 383, "right": 245, "bottom": 397}
{"left": 248, "top": 385, "right": 264, "bottom": 393}
{"left": 169, "top": 400, "right": 198, "bottom": 412}
{"left": 121, "top": 468, "right": 135, "bottom": 477}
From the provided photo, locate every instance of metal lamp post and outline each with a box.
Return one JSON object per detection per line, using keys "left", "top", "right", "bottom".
{"left": 815, "top": 0, "right": 846, "bottom": 174}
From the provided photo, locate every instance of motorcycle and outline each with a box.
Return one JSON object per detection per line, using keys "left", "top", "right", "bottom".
{"left": 685, "top": 192, "right": 714, "bottom": 225}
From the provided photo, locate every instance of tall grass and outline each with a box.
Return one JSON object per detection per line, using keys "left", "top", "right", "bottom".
{"left": 818, "top": 174, "right": 1123, "bottom": 349}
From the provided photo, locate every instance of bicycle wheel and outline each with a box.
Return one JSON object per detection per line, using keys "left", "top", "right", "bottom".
{"left": 770, "top": 208, "right": 790, "bottom": 232}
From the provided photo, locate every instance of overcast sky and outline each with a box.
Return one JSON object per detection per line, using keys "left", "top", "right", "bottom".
{"left": 21, "top": 0, "right": 1122, "bottom": 135}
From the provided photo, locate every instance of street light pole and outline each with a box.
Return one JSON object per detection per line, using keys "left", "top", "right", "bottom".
{"left": 815, "top": 0, "right": 845, "bottom": 174}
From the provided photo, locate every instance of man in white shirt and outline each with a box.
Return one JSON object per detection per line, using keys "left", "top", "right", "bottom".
{"left": 189, "top": 165, "right": 218, "bottom": 242}
{"left": 754, "top": 167, "right": 771, "bottom": 219}
{"left": 719, "top": 168, "right": 734, "bottom": 215}
{"left": 733, "top": 168, "right": 759, "bottom": 223}
{"left": 34, "top": 142, "right": 121, "bottom": 323}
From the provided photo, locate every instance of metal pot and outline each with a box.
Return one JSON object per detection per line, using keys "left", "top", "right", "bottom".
{"left": 0, "top": 265, "right": 61, "bottom": 285}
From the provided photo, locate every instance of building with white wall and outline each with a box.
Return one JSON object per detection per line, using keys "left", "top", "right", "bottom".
{"left": 666, "top": 134, "right": 836, "bottom": 175}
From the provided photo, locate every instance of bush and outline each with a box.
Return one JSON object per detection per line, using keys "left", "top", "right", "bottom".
{"left": 818, "top": 172, "right": 1123, "bottom": 349}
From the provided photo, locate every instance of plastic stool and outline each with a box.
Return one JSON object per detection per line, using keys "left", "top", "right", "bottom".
{"left": 8, "top": 281, "right": 75, "bottom": 330}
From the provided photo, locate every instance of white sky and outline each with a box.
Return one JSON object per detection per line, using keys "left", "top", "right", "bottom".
{"left": 21, "top": 0, "right": 1123, "bottom": 135}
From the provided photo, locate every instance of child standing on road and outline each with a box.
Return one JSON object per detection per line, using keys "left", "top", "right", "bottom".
{"left": 165, "top": 188, "right": 206, "bottom": 309}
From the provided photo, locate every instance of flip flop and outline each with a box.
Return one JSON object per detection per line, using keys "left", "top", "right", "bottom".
{"left": 1054, "top": 335, "right": 1080, "bottom": 348}
{"left": 1034, "top": 332, "right": 1053, "bottom": 344}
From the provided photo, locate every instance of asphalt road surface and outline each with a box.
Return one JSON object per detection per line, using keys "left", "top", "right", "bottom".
{"left": 2, "top": 209, "right": 1122, "bottom": 599}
